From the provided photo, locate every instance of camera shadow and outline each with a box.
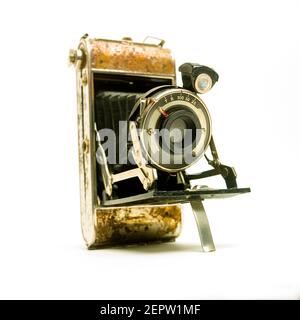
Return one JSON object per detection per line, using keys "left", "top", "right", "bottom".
{"left": 110, "top": 241, "right": 237, "bottom": 254}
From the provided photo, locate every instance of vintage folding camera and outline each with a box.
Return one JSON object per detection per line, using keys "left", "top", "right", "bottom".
{"left": 69, "top": 34, "right": 250, "bottom": 251}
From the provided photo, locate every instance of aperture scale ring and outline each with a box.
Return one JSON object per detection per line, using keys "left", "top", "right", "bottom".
{"left": 138, "top": 88, "right": 212, "bottom": 172}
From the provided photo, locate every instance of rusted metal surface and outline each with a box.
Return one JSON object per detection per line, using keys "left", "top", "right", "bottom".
{"left": 89, "top": 38, "right": 175, "bottom": 75}
{"left": 91, "top": 204, "right": 182, "bottom": 248}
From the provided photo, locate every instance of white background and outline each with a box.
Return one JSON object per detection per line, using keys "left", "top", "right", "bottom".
{"left": 0, "top": 0, "right": 299, "bottom": 299}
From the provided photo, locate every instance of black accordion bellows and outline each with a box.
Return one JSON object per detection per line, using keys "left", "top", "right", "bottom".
{"left": 95, "top": 91, "right": 142, "bottom": 171}
{"left": 95, "top": 91, "right": 141, "bottom": 131}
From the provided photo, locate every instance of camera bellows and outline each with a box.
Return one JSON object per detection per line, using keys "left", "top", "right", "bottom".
{"left": 95, "top": 91, "right": 141, "bottom": 132}
{"left": 95, "top": 91, "right": 142, "bottom": 170}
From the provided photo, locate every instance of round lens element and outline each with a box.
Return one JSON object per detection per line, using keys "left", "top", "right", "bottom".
{"left": 169, "top": 118, "right": 186, "bottom": 143}
{"left": 195, "top": 73, "right": 213, "bottom": 94}
{"left": 160, "top": 109, "right": 198, "bottom": 152}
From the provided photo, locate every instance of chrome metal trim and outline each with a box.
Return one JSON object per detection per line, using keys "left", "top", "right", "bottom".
{"left": 129, "top": 121, "right": 157, "bottom": 190}
{"left": 91, "top": 68, "right": 175, "bottom": 80}
{"left": 190, "top": 199, "right": 216, "bottom": 252}
{"left": 93, "top": 37, "right": 164, "bottom": 48}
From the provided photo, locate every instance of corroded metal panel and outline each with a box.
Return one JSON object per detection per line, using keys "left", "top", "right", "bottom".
{"left": 91, "top": 204, "right": 182, "bottom": 248}
{"left": 89, "top": 38, "right": 175, "bottom": 75}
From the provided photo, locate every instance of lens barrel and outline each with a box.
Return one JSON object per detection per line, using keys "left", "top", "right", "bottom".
{"left": 138, "top": 88, "right": 212, "bottom": 172}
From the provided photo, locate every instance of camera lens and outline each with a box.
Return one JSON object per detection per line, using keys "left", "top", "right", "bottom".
{"left": 160, "top": 109, "right": 198, "bottom": 153}
{"left": 169, "top": 119, "right": 186, "bottom": 143}
{"left": 139, "top": 88, "right": 211, "bottom": 172}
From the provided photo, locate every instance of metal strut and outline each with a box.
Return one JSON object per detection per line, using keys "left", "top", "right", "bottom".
{"left": 190, "top": 199, "right": 216, "bottom": 252}
{"left": 186, "top": 136, "right": 238, "bottom": 189}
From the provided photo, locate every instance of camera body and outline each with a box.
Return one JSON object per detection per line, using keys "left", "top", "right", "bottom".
{"left": 70, "top": 35, "right": 250, "bottom": 251}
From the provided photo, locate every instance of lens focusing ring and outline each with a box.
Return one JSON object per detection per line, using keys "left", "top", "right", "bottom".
{"left": 138, "top": 88, "right": 212, "bottom": 172}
